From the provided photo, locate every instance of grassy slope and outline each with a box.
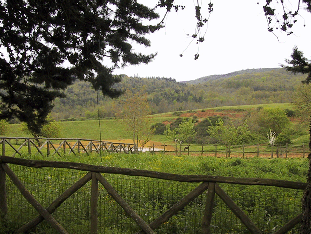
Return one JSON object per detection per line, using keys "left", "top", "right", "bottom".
{"left": 5, "top": 102, "right": 308, "bottom": 144}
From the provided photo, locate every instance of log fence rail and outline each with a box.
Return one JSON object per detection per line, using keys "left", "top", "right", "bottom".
{"left": 0, "top": 137, "right": 308, "bottom": 158}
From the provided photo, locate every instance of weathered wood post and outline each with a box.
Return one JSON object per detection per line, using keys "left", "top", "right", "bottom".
{"left": 63, "top": 140, "right": 66, "bottom": 154}
{"left": 0, "top": 163, "right": 7, "bottom": 219}
{"left": 242, "top": 144, "right": 245, "bottom": 159}
{"left": 2, "top": 139, "right": 5, "bottom": 157}
{"left": 90, "top": 173, "right": 98, "bottom": 234}
{"left": 152, "top": 143, "right": 155, "bottom": 154}
{"left": 47, "top": 141, "right": 50, "bottom": 157}
{"left": 202, "top": 183, "right": 215, "bottom": 234}
{"left": 28, "top": 138, "right": 31, "bottom": 155}
{"left": 89, "top": 141, "right": 93, "bottom": 153}
{"left": 201, "top": 144, "right": 204, "bottom": 156}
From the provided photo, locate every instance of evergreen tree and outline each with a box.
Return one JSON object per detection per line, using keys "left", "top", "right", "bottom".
{"left": 0, "top": 0, "right": 161, "bottom": 136}
{"left": 284, "top": 47, "right": 311, "bottom": 234}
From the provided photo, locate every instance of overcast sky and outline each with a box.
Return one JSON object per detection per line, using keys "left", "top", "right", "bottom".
{"left": 114, "top": 0, "right": 311, "bottom": 82}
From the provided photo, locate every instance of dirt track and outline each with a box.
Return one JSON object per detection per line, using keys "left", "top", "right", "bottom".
{"left": 102, "top": 139, "right": 176, "bottom": 151}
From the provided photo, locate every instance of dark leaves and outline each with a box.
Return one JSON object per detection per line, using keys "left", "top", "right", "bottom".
{"left": 0, "top": 0, "right": 162, "bottom": 136}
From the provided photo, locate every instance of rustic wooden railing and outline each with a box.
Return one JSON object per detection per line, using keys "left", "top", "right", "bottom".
{"left": 0, "top": 137, "right": 135, "bottom": 157}
{"left": 0, "top": 156, "right": 307, "bottom": 234}
{"left": 1, "top": 137, "right": 307, "bottom": 158}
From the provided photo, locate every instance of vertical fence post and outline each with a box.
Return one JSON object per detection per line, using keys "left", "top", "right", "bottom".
{"left": 47, "top": 141, "right": 50, "bottom": 157}
{"left": 63, "top": 141, "right": 66, "bottom": 154}
{"left": 242, "top": 144, "right": 245, "bottom": 159}
{"left": 202, "top": 183, "right": 215, "bottom": 234}
{"left": 90, "top": 141, "right": 93, "bottom": 153}
{"left": 201, "top": 144, "right": 204, "bottom": 156}
{"left": 187, "top": 145, "right": 190, "bottom": 156}
{"left": 78, "top": 140, "right": 80, "bottom": 154}
{"left": 28, "top": 139, "right": 31, "bottom": 155}
{"left": 0, "top": 163, "right": 7, "bottom": 219}
{"left": 2, "top": 139, "right": 5, "bottom": 156}
{"left": 257, "top": 144, "right": 259, "bottom": 158}
{"left": 286, "top": 143, "right": 288, "bottom": 158}
{"left": 179, "top": 143, "right": 182, "bottom": 156}
{"left": 271, "top": 146, "right": 273, "bottom": 159}
{"left": 163, "top": 144, "right": 166, "bottom": 154}
{"left": 152, "top": 143, "right": 155, "bottom": 154}
{"left": 228, "top": 145, "right": 231, "bottom": 158}
{"left": 303, "top": 143, "right": 305, "bottom": 158}
{"left": 90, "top": 173, "right": 98, "bottom": 234}
{"left": 214, "top": 145, "right": 217, "bottom": 158}
{"left": 276, "top": 146, "right": 279, "bottom": 158}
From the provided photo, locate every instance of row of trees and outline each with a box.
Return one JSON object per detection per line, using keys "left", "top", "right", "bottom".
{"left": 161, "top": 107, "right": 295, "bottom": 147}
{"left": 47, "top": 68, "right": 306, "bottom": 121}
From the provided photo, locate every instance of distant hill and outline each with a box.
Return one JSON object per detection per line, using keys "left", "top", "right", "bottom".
{"left": 185, "top": 68, "right": 279, "bottom": 84}
{"left": 50, "top": 68, "right": 307, "bottom": 121}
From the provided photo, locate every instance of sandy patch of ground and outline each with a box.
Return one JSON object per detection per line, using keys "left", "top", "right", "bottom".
{"left": 101, "top": 139, "right": 175, "bottom": 152}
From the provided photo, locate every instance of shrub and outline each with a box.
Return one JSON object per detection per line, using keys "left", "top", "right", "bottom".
{"left": 151, "top": 123, "right": 166, "bottom": 135}
{"left": 0, "top": 120, "right": 8, "bottom": 135}
{"left": 41, "top": 121, "right": 61, "bottom": 138}
{"left": 285, "top": 109, "right": 295, "bottom": 117}
{"left": 275, "top": 132, "right": 291, "bottom": 146}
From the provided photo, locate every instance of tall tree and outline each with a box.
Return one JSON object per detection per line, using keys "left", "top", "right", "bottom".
{"left": 116, "top": 90, "right": 152, "bottom": 150}
{"left": 284, "top": 47, "right": 311, "bottom": 233}
{"left": 0, "top": 0, "right": 161, "bottom": 136}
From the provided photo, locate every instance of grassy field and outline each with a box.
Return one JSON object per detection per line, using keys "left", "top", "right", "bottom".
{"left": 2, "top": 102, "right": 309, "bottom": 233}
{"left": 2, "top": 152, "right": 308, "bottom": 233}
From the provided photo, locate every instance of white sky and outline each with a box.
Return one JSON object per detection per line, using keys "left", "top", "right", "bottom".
{"left": 113, "top": 0, "right": 311, "bottom": 82}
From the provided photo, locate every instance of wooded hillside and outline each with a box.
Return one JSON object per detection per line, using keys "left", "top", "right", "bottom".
{"left": 50, "top": 68, "right": 307, "bottom": 121}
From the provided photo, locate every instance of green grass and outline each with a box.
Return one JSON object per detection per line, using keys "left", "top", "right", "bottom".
{"left": 2, "top": 153, "right": 308, "bottom": 233}
{"left": 3, "top": 102, "right": 307, "bottom": 145}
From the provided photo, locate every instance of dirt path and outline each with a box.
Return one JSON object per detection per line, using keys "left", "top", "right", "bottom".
{"left": 102, "top": 139, "right": 175, "bottom": 151}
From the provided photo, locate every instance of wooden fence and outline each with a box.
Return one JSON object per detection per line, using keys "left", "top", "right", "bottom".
{"left": 0, "top": 137, "right": 136, "bottom": 157}
{"left": 153, "top": 143, "right": 308, "bottom": 158}
{"left": 0, "top": 137, "right": 308, "bottom": 158}
{"left": 0, "top": 156, "right": 307, "bottom": 233}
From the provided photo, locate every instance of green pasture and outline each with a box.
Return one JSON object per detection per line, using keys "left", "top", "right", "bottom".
{"left": 1, "top": 153, "right": 308, "bottom": 233}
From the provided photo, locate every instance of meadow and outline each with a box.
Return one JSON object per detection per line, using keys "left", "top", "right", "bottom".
{"left": 1, "top": 151, "right": 308, "bottom": 233}
{"left": 1, "top": 103, "right": 310, "bottom": 233}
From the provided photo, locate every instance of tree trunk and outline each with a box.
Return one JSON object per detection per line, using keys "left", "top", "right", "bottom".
{"left": 301, "top": 121, "right": 311, "bottom": 233}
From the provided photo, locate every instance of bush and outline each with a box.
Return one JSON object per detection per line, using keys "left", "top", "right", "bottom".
{"left": 41, "top": 121, "right": 61, "bottom": 138}
{"left": 151, "top": 123, "right": 166, "bottom": 135}
{"left": 275, "top": 133, "right": 291, "bottom": 146}
{"left": 0, "top": 120, "right": 8, "bottom": 135}
{"left": 285, "top": 109, "right": 295, "bottom": 117}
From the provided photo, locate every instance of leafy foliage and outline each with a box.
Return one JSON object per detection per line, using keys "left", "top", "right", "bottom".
{"left": 49, "top": 68, "right": 306, "bottom": 121}
{"left": 207, "top": 119, "right": 254, "bottom": 145}
{"left": 116, "top": 90, "right": 152, "bottom": 148}
{"left": 0, "top": 0, "right": 162, "bottom": 136}
{"left": 247, "top": 108, "right": 291, "bottom": 137}
{"left": 0, "top": 119, "right": 8, "bottom": 135}
{"left": 166, "top": 118, "right": 195, "bottom": 143}
{"left": 150, "top": 122, "right": 166, "bottom": 135}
